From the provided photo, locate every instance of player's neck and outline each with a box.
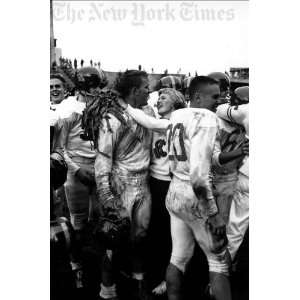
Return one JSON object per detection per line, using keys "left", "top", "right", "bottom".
{"left": 125, "top": 96, "right": 136, "bottom": 108}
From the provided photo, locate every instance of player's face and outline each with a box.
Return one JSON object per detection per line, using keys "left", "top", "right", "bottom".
{"left": 200, "top": 84, "right": 220, "bottom": 112}
{"left": 135, "top": 77, "right": 150, "bottom": 107}
{"left": 50, "top": 78, "right": 65, "bottom": 104}
{"left": 157, "top": 93, "right": 175, "bottom": 117}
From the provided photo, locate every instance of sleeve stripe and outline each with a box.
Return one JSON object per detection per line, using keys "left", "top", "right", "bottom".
{"left": 227, "top": 106, "right": 236, "bottom": 123}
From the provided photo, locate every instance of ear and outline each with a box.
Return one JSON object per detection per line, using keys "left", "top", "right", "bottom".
{"left": 130, "top": 86, "right": 138, "bottom": 98}
{"left": 133, "top": 86, "right": 139, "bottom": 96}
{"left": 195, "top": 92, "right": 201, "bottom": 103}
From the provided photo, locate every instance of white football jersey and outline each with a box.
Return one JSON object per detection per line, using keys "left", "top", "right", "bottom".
{"left": 217, "top": 104, "right": 249, "bottom": 177}
{"left": 167, "top": 108, "right": 219, "bottom": 182}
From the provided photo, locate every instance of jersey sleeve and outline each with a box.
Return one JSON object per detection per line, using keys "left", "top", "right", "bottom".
{"left": 189, "top": 113, "right": 219, "bottom": 216}
{"left": 212, "top": 132, "right": 222, "bottom": 167}
{"left": 217, "top": 104, "right": 247, "bottom": 125}
{"left": 126, "top": 104, "right": 170, "bottom": 132}
{"left": 217, "top": 104, "right": 249, "bottom": 138}
{"left": 59, "top": 113, "right": 81, "bottom": 174}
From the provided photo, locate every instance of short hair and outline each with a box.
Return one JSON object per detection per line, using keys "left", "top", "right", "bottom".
{"left": 114, "top": 70, "right": 148, "bottom": 99}
{"left": 158, "top": 88, "right": 186, "bottom": 109}
{"left": 50, "top": 73, "right": 66, "bottom": 85}
{"left": 188, "top": 76, "right": 219, "bottom": 100}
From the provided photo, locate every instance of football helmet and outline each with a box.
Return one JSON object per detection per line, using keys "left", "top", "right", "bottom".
{"left": 159, "top": 75, "right": 182, "bottom": 91}
{"left": 207, "top": 72, "right": 230, "bottom": 93}
{"left": 75, "top": 67, "right": 102, "bottom": 92}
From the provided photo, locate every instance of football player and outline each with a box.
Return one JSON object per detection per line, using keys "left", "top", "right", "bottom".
{"left": 83, "top": 70, "right": 153, "bottom": 300}
{"left": 216, "top": 86, "right": 249, "bottom": 261}
{"left": 50, "top": 74, "right": 67, "bottom": 105}
{"left": 118, "top": 76, "right": 237, "bottom": 300}
{"left": 58, "top": 67, "right": 105, "bottom": 287}
{"left": 207, "top": 72, "right": 231, "bottom": 105}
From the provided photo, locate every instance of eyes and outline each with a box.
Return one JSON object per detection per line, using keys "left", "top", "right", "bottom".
{"left": 212, "top": 94, "right": 220, "bottom": 100}
{"left": 158, "top": 94, "right": 168, "bottom": 101}
{"left": 50, "top": 84, "right": 63, "bottom": 89}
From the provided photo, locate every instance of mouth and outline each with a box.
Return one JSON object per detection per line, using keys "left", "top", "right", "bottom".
{"left": 157, "top": 103, "right": 163, "bottom": 110}
{"left": 51, "top": 91, "right": 60, "bottom": 98}
{"left": 212, "top": 103, "right": 219, "bottom": 112}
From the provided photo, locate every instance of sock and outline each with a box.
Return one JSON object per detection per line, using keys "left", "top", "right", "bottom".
{"left": 132, "top": 272, "right": 144, "bottom": 281}
{"left": 99, "top": 283, "right": 117, "bottom": 299}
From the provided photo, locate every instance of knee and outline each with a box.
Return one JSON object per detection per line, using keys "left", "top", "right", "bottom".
{"left": 70, "top": 214, "right": 88, "bottom": 230}
{"left": 132, "top": 221, "right": 148, "bottom": 241}
{"left": 207, "top": 249, "right": 231, "bottom": 276}
{"left": 131, "top": 228, "right": 148, "bottom": 250}
{"left": 170, "top": 251, "right": 193, "bottom": 274}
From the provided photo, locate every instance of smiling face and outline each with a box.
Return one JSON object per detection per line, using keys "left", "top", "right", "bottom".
{"left": 50, "top": 78, "right": 65, "bottom": 104}
{"left": 157, "top": 92, "right": 175, "bottom": 117}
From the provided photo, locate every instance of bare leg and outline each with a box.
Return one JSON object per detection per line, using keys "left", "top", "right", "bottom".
{"left": 209, "top": 272, "right": 232, "bottom": 300}
{"left": 166, "top": 263, "right": 184, "bottom": 300}
{"left": 100, "top": 250, "right": 118, "bottom": 299}
{"left": 101, "top": 251, "right": 114, "bottom": 287}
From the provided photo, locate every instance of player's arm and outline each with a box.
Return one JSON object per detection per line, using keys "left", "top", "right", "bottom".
{"left": 218, "top": 149, "right": 246, "bottom": 165}
{"left": 217, "top": 103, "right": 248, "bottom": 128}
{"left": 59, "top": 113, "right": 94, "bottom": 186}
{"left": 211, "top": 126, "right": 248, "bottom": 172}
{"left": 212, "top": 132, "right": 248, "bottom": 166}
{"left": 94, "top": 115, "right": 121, "bottom": 217}
{"left": 189, "top": 114, "right": 219, "bottom": 216}
{"left": 212, "top": 131, "right": 222, "bottom": 167}
{"left": 217, "top": 104, "right": 249, "bottom": 165}
{"left": 125, "top": 104, "right": 170, "bottom": 132}
{"left": 58, "top": 113, "right": 81, "bottom": 174}
{"left": 189, "top": 114, "right": 226, "bottom": 235}
{"left": 50, "top": 109, "right": 63, "bottom": 154}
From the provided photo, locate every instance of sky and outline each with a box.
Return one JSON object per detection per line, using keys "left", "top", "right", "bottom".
{"left": 53, "top": 1, "right": 248, "bottom": 75}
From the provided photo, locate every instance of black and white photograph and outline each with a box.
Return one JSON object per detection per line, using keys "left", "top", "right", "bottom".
{"left": 3, "top": 1, "right": 300, "bottom": 300}
{"left": 50, "top": 1, "right": 249, "bottom": 300}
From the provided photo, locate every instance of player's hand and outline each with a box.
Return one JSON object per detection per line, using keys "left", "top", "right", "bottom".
{"left": 101, "top": 219, "right": 116, "bottom": 233}
{"left": 207, "top": 213, "right": 226, "bottom": 236}
{"left": 75, "top": 167, "right": 95, "bottom": 186}
{"left": 241, "top": 139, "right": 249, "bottom": 155}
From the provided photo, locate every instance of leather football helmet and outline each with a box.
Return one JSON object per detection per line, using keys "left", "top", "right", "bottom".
{"left": 75, "top": 67, "right": 102, "bottom": 92}
{"left": 159, "top": 75, "right": 182, "bottom": 91}
{"left": 207, "top": 72, "right": 230, "bottom": 93}
{"left": 230, "top": 86, "right": 249, "bottom": 106}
